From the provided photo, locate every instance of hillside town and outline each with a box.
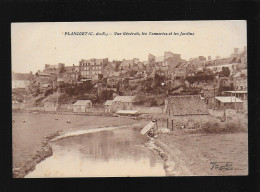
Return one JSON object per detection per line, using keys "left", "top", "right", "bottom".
{"left": 13, "top": 46, "right": 247, "bottom": 121}
{"left": 12, "top": 46, "right": 248, "bottom": 177}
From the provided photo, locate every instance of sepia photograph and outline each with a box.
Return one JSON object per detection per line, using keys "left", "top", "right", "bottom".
{"left": 11, "top": 21, "right": 248, "bottom": 178}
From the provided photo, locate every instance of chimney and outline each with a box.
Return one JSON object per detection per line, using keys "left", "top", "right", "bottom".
{"left": 208, "top": 56, "right": 211, "bottom": 60}
{"left": 234, "top": 48, "right": 239, "bottom": 54}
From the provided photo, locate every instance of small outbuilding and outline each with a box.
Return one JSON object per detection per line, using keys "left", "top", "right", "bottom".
{"left": 73, "top": 100, "right": 93, "bottom": 113}
{"left": 214, "top": 96, "right": 243, "bottom": 110}
{"left": 104, "top": 100, "right": 113, "bottom": 112}
{"left": 111, "top": 96, "right": 136, "bottom": 112}
{"left": 44, "top": 101, "right": 59, "bottom": 111}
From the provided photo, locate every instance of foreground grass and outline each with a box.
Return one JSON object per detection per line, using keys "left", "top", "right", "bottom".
{"left": 157, "top": 131, "right": 248, "bottom": 176}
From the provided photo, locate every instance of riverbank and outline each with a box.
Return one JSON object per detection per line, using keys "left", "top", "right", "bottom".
{"left": 154, "top": 131, "right": 248, "bottom": 176}
{"left": 12, "top": 111, "right": 145, "bottom": 178}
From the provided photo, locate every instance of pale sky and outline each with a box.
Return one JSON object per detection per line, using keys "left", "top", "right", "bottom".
{"left": 11, "top": 21, "right": 247, "bottom": 73}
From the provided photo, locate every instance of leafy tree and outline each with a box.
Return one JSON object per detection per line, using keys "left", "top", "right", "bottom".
{"left": 150, "top": 99, "right": 157, "bottom": 107}
{"left": 99, "top": 90, "right": 112, "bottom": 101}
{"left": 221, "top": 67, "right": 230, "bottom": 77}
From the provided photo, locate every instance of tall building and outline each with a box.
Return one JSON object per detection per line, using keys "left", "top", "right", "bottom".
{"left": 79, "top": 58, "right": 108, "bottom": 79}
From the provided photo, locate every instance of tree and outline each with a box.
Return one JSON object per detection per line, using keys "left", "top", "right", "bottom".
{"left": 99, "top": 90, "right": 112, "bottom": 101}
{"left": 221, "top": 67, "right": 230, "bottom": 77}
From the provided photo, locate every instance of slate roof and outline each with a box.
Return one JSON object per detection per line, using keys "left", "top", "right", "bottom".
{"left": 65, "top": 66, "right": 77, "bottom": 72}
{"left": 104, "top": 100, "right": 113, "bottom": 106}
{"left": 113, "top": 96, "right": 136, "bottom": 103}
{"left": 215, "top": 96, "right": 243, "bottom": 103}
{"left": 120, "top": 59, "right": 134, "bottom": 67}
{"left": 167, "top": 95, "right": 209, "bottom": 116}
{"left": 73, "top": 100, "right": 92, "bottom": 105}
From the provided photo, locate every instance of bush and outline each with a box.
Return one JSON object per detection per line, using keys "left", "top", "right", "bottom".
{"left": 201, "top": 119, "right": 247, "bottom": 134}
{"left": 150, "top": 99, "right": 157, "bottom": 107}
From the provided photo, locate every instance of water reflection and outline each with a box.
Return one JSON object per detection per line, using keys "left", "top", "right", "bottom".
{"left": 26, "top": 128, "right": 165, "bottom": 177}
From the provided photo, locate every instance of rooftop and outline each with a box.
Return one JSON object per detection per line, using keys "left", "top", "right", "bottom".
{"left": 167, "top": 95, "right": 209, "bottom": 115}
{"left": 73, "top": 100, "right": 92, "bottom": 105}
{"left": 120, "top": 59, "right": 134, "bottom": 67}
{"left": 215, "top": 96, "right": 243, "bottom": 103}
{"left": 225, "top": 91, "right": 247, "bottom": 94}
{"left": 104, "top": 100, "right": 113, "bottom": 106}
{"left": 113, "top": 96, "right": 136, "bottom": 103}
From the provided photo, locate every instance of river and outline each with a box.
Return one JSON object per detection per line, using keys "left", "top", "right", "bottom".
{"left": 25, "top": 127, "right": 165, "bottom": 177}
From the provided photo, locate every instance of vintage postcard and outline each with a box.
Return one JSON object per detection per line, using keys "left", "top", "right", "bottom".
{"left": 11, "top": 21, "right": 247, "bottom": 178}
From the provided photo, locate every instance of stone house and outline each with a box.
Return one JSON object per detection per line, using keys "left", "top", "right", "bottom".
{"left": 103, "top": 62, "right": 116, "bottom": 77}
{"left": 104, "top": 96, "right": 136, "bottom": 113}
{"left": 64, "top": 65, "right": 79, "bottom": 83}
{"left": 44, "top": 101, "right": 60, "bottom": 111}
{"left": 119, "top": 59, "right": 134, "bottom": 70}
{"left": 79, "top": 58, "right": 108, "bottom": 80}
{"left": 165, "top": 95, "right": 210, "bottom": 130}
{"left": 233, "top": 69, "right": 247, "bottom": 91}
{"left": 73, "top": 100, "right": 93, "bottom": 113}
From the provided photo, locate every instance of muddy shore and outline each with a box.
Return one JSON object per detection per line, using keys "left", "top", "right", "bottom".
{"left": 12, "top": 110, "right": 248, "bottom": 177}
{"left": 12, "top": 111, "right": 145, "bottom": 178}
{"left": 13, "top": 131, "right": 60, "bottom": 178}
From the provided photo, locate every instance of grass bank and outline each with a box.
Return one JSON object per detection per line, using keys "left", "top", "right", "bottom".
{"left": 155, "top": 131, "right": 248, "bottom": 176}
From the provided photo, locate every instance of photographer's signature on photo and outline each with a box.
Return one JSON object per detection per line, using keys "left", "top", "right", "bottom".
{"left": 210, "top": 162, "right": 233, "bottom": 171}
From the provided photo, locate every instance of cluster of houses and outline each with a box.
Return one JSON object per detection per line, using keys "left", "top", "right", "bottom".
{"left": 23, "top": 46, "right": 246, "bottom": 90}
{"left": 12, "top": 46, "right": 248, "bottom": 128}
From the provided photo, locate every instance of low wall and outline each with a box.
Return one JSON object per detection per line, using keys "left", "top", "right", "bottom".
{"left": 133, "top": 106, "right": 163, "bottom": 114}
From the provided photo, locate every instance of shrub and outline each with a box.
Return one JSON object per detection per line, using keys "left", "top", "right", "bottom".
{"left": 201, "top": 119, "right": 247, "bottom": 134}
{"left": 150, "top": 99, "right": 157, "bottom": 107}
